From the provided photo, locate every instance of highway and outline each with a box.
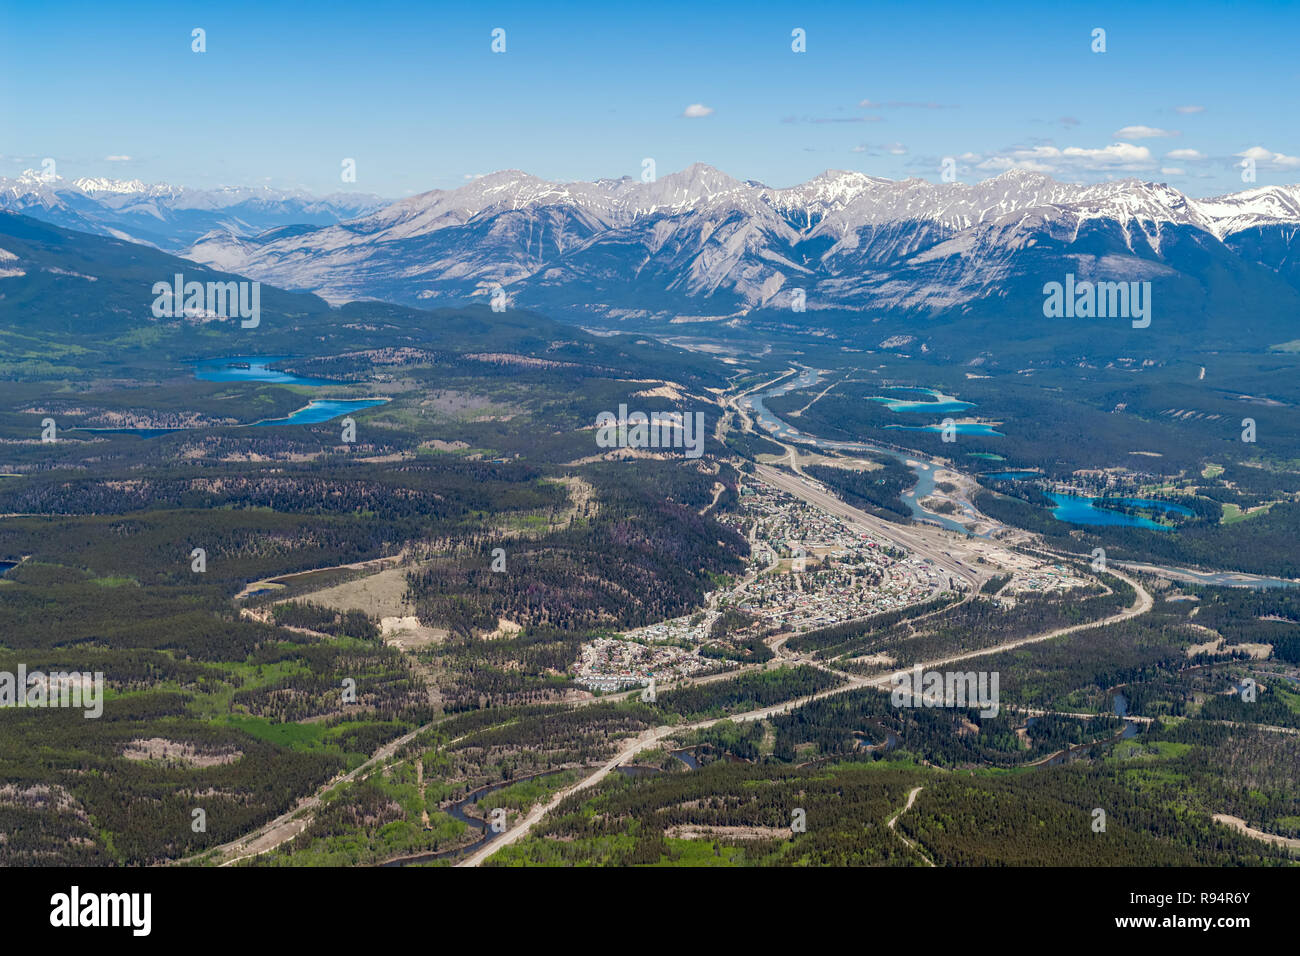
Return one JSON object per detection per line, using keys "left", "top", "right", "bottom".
{"left": 459, "top": 563, "right": 1153, "bottom": 866}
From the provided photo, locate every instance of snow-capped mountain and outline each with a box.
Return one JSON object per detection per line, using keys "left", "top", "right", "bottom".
{"left": 172, "top": 165, "right": 1300, "bottom": 330}
{"left": 0, "top": 172, "right": 384, "bottom": 251}
{"left": 11, "top": 164, "right": 1300, "bottom": 344}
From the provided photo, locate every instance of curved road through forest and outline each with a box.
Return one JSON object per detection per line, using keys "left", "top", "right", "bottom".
{"left": 459, "top": 545, "right": 1152, "bottom": 866}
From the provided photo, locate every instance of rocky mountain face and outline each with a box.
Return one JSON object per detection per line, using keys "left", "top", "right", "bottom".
{"left": 9, "top": 164, "right": 1300, "bottom": 355}
{"left": 166, "top": 166, "right": 1300, "bottom": 340}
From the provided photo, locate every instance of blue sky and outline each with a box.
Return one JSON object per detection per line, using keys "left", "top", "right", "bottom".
{"left": 3, "top": 0, "right": 1298, "bottom": 197}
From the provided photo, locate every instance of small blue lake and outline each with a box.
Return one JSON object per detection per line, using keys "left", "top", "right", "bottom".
{"left": 869, "top": 387, "right": 974, "bottom": 415}
{"left": 983, "top": 471, "right": 1192, "bottom": 530}
{"left": 83, "top": 360, "right": 384, "bottom": 437}
{"left": 1046, "top": 493, "right": 1193, "bottom": 530}
{"left": 887, "top": 423, "right": 1004, "bottom": 436}
{"left": 253, "top": 399, "right": 389, "bottom": 427}
{"left": 193, "top": 356, "right": 339, "bottom": 386}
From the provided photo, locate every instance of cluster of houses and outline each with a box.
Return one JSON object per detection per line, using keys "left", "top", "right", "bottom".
{"left": 573, "top": 635, "right": 724, "bottom": 692}
{"left": 573, "top": 476, "right": 953, "bottom": 690}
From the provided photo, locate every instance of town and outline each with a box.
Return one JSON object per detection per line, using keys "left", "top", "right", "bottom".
{"left": 574, "top": 476, "right": 949, "bottom": 691}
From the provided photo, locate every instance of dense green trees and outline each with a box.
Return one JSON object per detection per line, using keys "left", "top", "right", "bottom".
{"left": 805, "top": 460, "right": 914, "bottom": 522}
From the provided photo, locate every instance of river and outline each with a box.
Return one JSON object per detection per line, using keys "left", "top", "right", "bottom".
{"left": 741, "top": 367, "right": 976, "bottom": 534}
{"left": 381, "top": 768, "right": 571, "bottom": 867}
{"left": 740, "top": 366, "right": 1294, "bottom": 589}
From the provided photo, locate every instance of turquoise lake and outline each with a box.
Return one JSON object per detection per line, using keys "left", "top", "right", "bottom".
{"left": 980, "top": 471, "right": 1192, "bottom": 530}
{"left": 193, "top": 356, "right": 338, "bottom": 386}
{"left": 869, "top": 387, "right": 975, "bottom": 415}
{"left": 1046, "top": 493, "right": 1193, "bottom": 531}
{"left": 79, "top": 359, "right": 383, "bottom": 436}
{"left": 253, "top": 399, "right": 389, "bottom": 427}
{"left": 887, "top": 422, "right": 1005, "bottom": 436}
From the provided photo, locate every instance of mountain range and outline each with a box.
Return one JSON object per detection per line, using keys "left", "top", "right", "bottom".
{"left": 0, "top": 209, "right": 718, "bottom": 388}
{"left": 6, "top": 164, "right": 1300, "bottom": 356}
{"left": 154, "top": 164, "right": 1300, "bottom": 334}
{"left": 0, "top": 171, "right": 383, "bottom": 251}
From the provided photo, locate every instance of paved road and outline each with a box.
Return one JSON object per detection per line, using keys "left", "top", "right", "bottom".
{"left": 456, "top": 405, "right": 1160, "bottom": 867}
{"left": 459, "top": 565, "right": 1152, "bottom": 866}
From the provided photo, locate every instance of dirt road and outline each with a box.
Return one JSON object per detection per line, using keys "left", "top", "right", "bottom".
{"left": 887, "top": 786, "right": 933, "bottom": 865}
{"left": 180, "top": 713, "right": 448, "bottom": 867}
{"left": 458, "top": 566, "right": 1151, "bottom": 866}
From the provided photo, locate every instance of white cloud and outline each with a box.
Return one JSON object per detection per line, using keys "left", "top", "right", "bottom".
{"left": 1236, "top": 146, "right": 1300, "bottom": 169}
{"left": 973, "top": 142, "right": 1156, "bottom": 174}
{"left": 1113, "top": 126, "right": 1179, "bottom": 139}
{"left": 1164, "top": 149, "right": 1205, "bottom": 161}
{"left": 975, "top": 146, "right": 1063, "bottom": 173}
{"left": 104, "top": 155, "right": 132, "bottom": 162}
{"left": 682, "top": 103, "right": 714, "bottom": 118}
{"left": 1160, "top": 167, "right": 1185, "bottom": 176}
{"left": 1174, "top": 105, "right": 1206, "bottom": 114}
{"left": 1062, "top": 142, "right": 1155, "bottom": 166}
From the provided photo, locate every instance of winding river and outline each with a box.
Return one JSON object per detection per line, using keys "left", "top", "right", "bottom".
{"left": 740, "top": 366, "right": 1300, "bottom": 590}
{"left": 741, "top": 368, "right": 975, "bottom": 534}
{"left": 381, "top": 768, "right": 572, "bottom": 867}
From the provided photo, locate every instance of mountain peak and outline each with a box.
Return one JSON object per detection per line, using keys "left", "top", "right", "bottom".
{"left": 73, "top": 176, "right": 153, "bottom": 195}
{"left": 655, "top": 163, "right": 742, "bottom": 193}
{"left": 802, "top": 169, "right": 887, "bottom": 194}
{"left": 991, "top": 168, "right": 1057, "bottom": 186}
{"left": 811, "top": 169, "right": 877, "bottom": 184}
{"left": 14, "top": 169, "right": 61, "bottom": 187}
